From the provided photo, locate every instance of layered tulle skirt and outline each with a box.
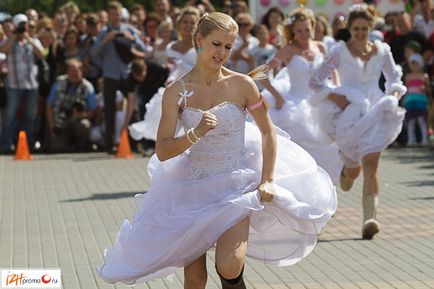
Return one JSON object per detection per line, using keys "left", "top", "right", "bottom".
{"left": 315, "top": 86, "right": 406, "bottom": 167}
{"left": 97, "top": 122, "right": 337, "bottom": 285}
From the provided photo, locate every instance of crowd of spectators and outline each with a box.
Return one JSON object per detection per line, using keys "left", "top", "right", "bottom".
{"left": 0, "top": 0, "right": 432, "bottom": 155}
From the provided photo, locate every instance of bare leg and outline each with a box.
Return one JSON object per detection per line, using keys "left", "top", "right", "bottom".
{"left": 361, "top": 152, "right": 381, "bottom": 239}
{"left": 215, "top": 217, "right": 250, "bottom": 288}
{"left": 184, "top": 254, "right": 207, "bottom": 289}
{"left": 340, "top": 166, "right": 361, "bottom": 192}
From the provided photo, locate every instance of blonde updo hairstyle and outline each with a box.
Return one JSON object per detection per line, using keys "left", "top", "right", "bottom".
{"left": 347, "top": 4, "right": 375, "bottom": 30}
{"left": 284, "top": 8, "right": 316, "bottom": 43}
{"left": 175, "top": 6, "right": 201, "bottom": 40}
{"left": 193, "top": 12, "right": 238, "bottom": 50}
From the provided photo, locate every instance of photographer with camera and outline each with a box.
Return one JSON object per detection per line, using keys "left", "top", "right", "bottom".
{"left": 0, "top": 14, "right": 43, "bottom": 154}
{"left": 46, "top": 58, "right": 96, "bottom": 153}
{"left": 90, "top": 1, "right": 146, "bottom": 154}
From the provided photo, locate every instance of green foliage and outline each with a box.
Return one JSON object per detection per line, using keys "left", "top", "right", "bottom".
{"left": 0, "top": 0, "right": 225, "bottom": 16}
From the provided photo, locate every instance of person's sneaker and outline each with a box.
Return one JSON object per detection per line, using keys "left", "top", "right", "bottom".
{"left": 362, "top": 218, "right": 380, "bottom": 240}
{"left": 340, "top": 170, "right": 354, "bottom": 192}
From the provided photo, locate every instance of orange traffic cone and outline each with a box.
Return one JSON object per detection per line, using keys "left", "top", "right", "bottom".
{"left": 14, "top": 131, "right": 32, "bottom": 160}
{"left": 115, "top": 129, "right": 134, "bottom": 159}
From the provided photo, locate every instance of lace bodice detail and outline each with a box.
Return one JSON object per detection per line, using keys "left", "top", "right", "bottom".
{"left": 179, "top": 102, "right": 247, "bottom": 179}
{"left": 287, "top": 54, "right": 323, "bottom": 102}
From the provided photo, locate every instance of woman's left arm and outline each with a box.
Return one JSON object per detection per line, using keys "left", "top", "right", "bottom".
{"left": 240, "top": 75, "right": 277, "bottom": 201}
{"left": 381, "top": 42, "right": 407, "bottom": 98}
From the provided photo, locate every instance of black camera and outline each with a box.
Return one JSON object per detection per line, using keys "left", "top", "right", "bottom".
{"left": 72, "top": 98, "right": 86, "bottom": 113}
{"left": 16, "top": 22, "right": 26, "bottom": 34}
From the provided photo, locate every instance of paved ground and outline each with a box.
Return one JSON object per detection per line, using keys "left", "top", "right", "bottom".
{"left": 1, "top": 147, "right": 434, "bottom": 289}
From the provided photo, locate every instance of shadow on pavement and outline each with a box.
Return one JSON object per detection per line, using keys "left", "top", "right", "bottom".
{"left": 383, "top": 147, "right": 434, "bottom": 164}
{"left": 410, "top": 196, "right": 434, "bottom": 200}
{"left": 60, "top": 191, "right": 146, "bottom": 202}
{"left": 318, "top": 238, "right": 364, "bottom": 242}
{"left": 400, "top": 180, "right": 434, "bottom": 187}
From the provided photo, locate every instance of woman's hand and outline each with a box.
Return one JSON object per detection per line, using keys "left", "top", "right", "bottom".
{"left": 258, "top": 181, "right": 275, "bottom": 203}
{"left": 329, "top": 93, "right": 350, "bottom": 110}
{"left": 194, "top": 112, "right": 217, "bottom": 138}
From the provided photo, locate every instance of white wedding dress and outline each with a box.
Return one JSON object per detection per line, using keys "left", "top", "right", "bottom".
{"left": 97, "top": 81, "right": 337, "bottom": 285}
{"left": 129, "top": 43, "right": 196, "bottom": 141}
{"left": 262, "top": 53, "right": 343, "bottom": 184}
{"left": 309, "top": 40, "right": 407, "bottom": 167}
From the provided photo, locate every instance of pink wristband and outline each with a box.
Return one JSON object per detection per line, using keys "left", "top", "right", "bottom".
{"left": 247, "top": 99, "right": 263, "bottom": 111}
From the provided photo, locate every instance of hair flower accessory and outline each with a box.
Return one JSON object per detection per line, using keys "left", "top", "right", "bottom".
{"left": 349, "top": 3, "right": 368, "bottom": 12}
{"left": 284, "top": 15, "right": 297, "bottom": 26}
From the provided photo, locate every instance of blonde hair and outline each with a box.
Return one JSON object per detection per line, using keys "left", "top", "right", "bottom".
{"left": 284, "top": 8, "right": 315, "bottom": 43}
{"left": 176, "top": 6, "right": 200, "bottom": 39}
{"left": 315, "top": 15, "right": 331, "bottom": 37}
{"left": 193, "top": 12, "right": 238, "bottom": 49}
{"left": 157, "top": 20, "right": 173, "bottom": 33}
{"left": 234, "top": 12, "right": 254, "bottom": 26}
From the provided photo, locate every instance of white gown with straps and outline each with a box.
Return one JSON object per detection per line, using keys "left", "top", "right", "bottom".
{"left": 261, "top": 53, "right": 343, "bottom": 184}
{"left": 97, "top": 79, "right": 337, "bottom": 285}
{"left": 309, "top": 40, "right": 407, "bottom": 167}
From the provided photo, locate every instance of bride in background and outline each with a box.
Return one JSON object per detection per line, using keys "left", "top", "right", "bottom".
{"left": 309, "top": 4, "right": 406, "bottom": 240}
{"left": 262, "top": 8, "right": 343, "bottom": 184}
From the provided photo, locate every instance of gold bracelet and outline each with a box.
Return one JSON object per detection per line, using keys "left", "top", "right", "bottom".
{"left": 186, "top": 129, "right": 198, "bottom": 144}
{"left": 190, "top": 128, "right": 200, "bottom": 141}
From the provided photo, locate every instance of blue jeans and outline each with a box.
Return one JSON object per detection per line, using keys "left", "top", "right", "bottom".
{"left": 1, "top": 88, "right": 38, "bottom": 150}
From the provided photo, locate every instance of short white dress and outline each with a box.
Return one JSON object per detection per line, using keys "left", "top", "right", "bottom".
{"left": 309, "top": 40, "right": 407, "bottom": 167}
{"left": 97, "top": 80, "right": 337, "bottom": 285}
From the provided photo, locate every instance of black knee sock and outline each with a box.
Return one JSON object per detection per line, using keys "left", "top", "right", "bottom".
{"left": 216, "top": 264, "right": 246, "bottom": 289}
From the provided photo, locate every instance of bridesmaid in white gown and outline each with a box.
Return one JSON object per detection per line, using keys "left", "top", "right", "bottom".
{"left": 97, "top": 12, "right": 336, "bottom": 288}
{"left": 129, "top": 7, "right": 200, "bottom": 141}
{"left": 263, "top": 8, "right": 343, "bottom": 184}
{"left": 309, "top": 4, "right": 407, "bottom": 240}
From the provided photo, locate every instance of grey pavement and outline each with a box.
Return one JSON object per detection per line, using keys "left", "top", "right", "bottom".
{"left": 1, "top": 147, "right": 434, "bottom": 289}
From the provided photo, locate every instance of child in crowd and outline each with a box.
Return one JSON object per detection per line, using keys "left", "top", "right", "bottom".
{"left": 404, "top": 53, "right": 431, "bottom": 146}
{"left": 249, "top": 24, "right": 276, "bottom": 67}
{"left": 248, "top": 24, "right": 276, "bottom": 90}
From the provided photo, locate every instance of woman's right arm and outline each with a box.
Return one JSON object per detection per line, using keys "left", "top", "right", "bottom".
{"left": 156, "top": 83, "right": 217, "bottom": 161}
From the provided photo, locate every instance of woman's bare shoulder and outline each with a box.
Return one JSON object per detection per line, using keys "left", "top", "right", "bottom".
{"left": 225, "top": 69, "right": 256, "bottom": 88}
{"left": 162, "top": 80, "right": 183, "bottom": 104}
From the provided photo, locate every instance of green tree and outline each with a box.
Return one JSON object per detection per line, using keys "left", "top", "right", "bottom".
{"left": 0, "top": 0, "right": 225, "bottom": 16}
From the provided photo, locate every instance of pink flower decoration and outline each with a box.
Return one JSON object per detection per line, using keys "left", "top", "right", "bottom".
{"left": 279, "top": 0, "right": 292, "bottom": 6}
{"left": 260, "top": 0, "right": 272, "bottom": 6}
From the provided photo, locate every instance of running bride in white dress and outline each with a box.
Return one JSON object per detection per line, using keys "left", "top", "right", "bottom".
{"left": 97, "top": 12, "right": 337, "bottom": 288}
{"left": 309, "top": 4, "right": 406, "bottom": 240}
{"left": 262, "top": 8, "right": 343, "bottom": 184}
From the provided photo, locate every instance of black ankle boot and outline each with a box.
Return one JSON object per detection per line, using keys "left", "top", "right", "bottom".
{"left": 216, "top": 265, "right": 247, "bottom": 289}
